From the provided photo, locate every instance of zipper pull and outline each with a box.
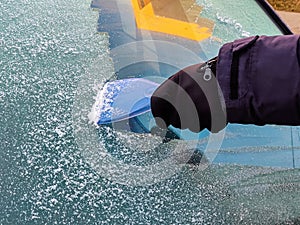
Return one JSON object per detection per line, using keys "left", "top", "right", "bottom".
{"left": 203, "top": 67, "right": 212, "bottom": 81}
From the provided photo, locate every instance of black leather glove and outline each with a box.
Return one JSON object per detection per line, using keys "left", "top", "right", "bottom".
{"left": 151, "top": 58, "right": 227, "bottom": 133}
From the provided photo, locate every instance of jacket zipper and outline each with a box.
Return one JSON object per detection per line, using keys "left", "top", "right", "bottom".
{"left": 197, "top": 57, "right": 217, "bottom": 81}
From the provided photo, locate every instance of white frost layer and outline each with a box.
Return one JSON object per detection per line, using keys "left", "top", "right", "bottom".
{"left": 88, "top": 80, "right": 123, "bottom": 126}
{"left": 88, "top": 84, "right": 107, "bottom": 126}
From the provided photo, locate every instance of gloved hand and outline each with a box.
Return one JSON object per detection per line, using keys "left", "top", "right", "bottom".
{"left": 151, "top": 35, "right": 300, "bottom": 133}
{"left": 151, "top": 57, "right": 227, "bottom": 133}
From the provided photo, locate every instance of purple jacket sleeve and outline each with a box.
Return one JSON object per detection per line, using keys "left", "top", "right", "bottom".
{"left": 218, "top": 35, "right": 300, "bottom": 126}
{"left": 151, "top": 35, "right": 300, "bottom": 133}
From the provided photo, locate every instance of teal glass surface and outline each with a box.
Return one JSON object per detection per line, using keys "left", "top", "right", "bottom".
{"left": 1, "top": 0, "right": 300, "bottom": 224}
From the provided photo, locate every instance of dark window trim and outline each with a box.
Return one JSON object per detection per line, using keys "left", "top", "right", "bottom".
{"left": 255, "top": 0, "right": 293, "bottom": 35}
